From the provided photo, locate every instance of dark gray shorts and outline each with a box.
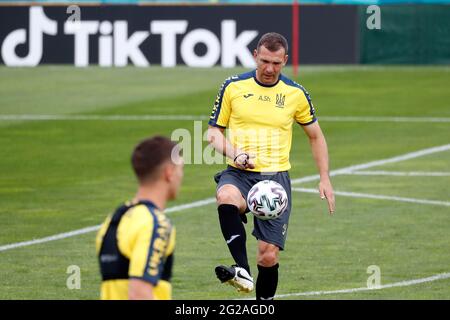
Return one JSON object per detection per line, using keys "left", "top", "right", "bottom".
{"left": 214, "top": 166, "right": 292, "bottom": 250}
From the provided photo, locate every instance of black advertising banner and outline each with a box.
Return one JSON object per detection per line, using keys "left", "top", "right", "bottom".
{"left": 0, "top": 5, "right": 359, "bottom": 67}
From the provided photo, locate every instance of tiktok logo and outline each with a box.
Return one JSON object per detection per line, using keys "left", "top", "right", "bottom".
{"left": 1, "top": 6, "right": 258, "bottom": 67}
{"left": 1, "top": 7, "right": 57, "bottom": 66}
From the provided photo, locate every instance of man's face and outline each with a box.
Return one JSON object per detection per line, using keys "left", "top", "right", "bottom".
{"left": 254, "top": 45, "right": 288, "bottom": 85}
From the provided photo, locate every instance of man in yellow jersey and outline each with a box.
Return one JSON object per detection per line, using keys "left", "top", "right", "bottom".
{"left": 207, "top": 33, "right": 335, "bottom": 300}
{"left": 96, "top": 136, "right": 183, "bottom": 300}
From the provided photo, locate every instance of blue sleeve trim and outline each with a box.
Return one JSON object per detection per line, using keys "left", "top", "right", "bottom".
{"left": 140, "top": 209, "right": 162, "bottom": 285}
{"left": 209, "top": 71, "right": 253, "bottom": 126}
{"left": 208, "top": 121, "right": 226, "bottom": 129}
{"left": 129, "top": 276, "right": 158, "bottom": 286}
{"left": 280, "top": 75, "right": 316, "bottom": 118}
{"left": 209, "top": 78, "right": 233, "bottom": 126}
{"left": 298, "top": 117, "right": 318, "bottom": 126}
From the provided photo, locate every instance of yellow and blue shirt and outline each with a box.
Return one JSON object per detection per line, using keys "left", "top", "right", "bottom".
{"left": 209, "top": 70, "right": 316, "bottom": 172}
{"left": 96, "top": 200, "right": 175, "bottom": 300}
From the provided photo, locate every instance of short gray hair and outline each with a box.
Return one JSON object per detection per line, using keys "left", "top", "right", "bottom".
{"left": 257, "top": 32, "right": 288, "bottom": 54}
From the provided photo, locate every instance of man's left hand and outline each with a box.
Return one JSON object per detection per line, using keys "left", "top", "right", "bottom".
{"left": 319, "top": 179, "right": 335, "bottom": 215}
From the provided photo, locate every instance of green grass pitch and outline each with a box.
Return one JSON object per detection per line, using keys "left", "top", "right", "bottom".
{"left": 0, "top": 66, "right": 449, "bottom": 299}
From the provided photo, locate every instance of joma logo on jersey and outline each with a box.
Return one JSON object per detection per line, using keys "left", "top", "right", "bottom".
{"left": 275, "top": 94, "right": 285, "bottom": 108}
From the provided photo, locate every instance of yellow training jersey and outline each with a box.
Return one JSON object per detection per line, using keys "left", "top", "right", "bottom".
{"left": 96, "top": 200, "right": 175, "bottom": 300}
{"left": 208, "top": 70, "right": 316, "bottom": 172}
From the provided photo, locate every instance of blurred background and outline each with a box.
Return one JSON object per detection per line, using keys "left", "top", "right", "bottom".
{"left": 1, "top": 0, "right": 449, "bottom": 66}
{"left": 0, "top": 0, "right": 449, "bottom": 300}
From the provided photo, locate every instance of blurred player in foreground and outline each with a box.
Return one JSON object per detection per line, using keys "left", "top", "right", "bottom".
{"left": 96, "top": 136, "right": 183, "bottom": 300}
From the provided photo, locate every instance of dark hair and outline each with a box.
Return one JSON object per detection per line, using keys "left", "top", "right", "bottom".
{"left": 257, "top": 32, "right": 288, "bottom": 54}
{"left": 131, "top": 136, "right": 178, "bottom": 182}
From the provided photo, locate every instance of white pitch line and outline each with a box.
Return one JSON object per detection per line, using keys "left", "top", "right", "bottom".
{"left": 1, "top": 114, "right": 450, "bottom": 123}
{"left": 0, "top": 114, "right": 206, "bottom": 121}
{"left": 346, "top": 170, "right": 450, "bottom": 177}
{"left": 0, "top": 225, "right": 101, "bottom": 253}
{"left": 165, "top": 198, "right": 216, "bottom": 213}
{"left": 333, "top": 144, "right": 450, "bottom": 176}
{"left": 237, "top": 272, "right": 450, "bottom": 300}
{"left": 272, "top": 272, "right": 450, "bottom": 299}
{"left": 319, "top": 116, "right": 450, "bottom": 123}
{"left": 291, "top": 143, "right": 450, "bottom": 184}
{"left": 0, "top": 197, "right": 216, "bottom": 253}
{"left": 293, "top": 187, "right": 450, "bottom": 207}
{"left": 1, "top": 143, "right": 450, "bottom": 252}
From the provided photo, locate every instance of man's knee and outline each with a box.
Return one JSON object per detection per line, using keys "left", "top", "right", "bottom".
{"left": 216, "top": 185, "right": 245, "bottom": 210}
{"left": 257, "top": 243, "right": 279, "bottom": 267}
{"left": 216, "top": 189, "right": 237, "bottom": 205}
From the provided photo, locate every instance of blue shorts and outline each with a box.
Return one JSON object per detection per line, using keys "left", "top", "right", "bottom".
{"left": 214, "top": 166, "right": 292, "bottom": 250}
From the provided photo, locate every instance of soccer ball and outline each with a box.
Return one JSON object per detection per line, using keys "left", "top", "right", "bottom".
{"left": 247, "top": 180, "right": 288, "bottom": 220}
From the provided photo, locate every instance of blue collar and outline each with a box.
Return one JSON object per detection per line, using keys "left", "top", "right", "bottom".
{"left": 252, "top": 69, "right": 280, "bottom": 88}
{"left": 134, "top": 199, "right": 160, "bottom": 211}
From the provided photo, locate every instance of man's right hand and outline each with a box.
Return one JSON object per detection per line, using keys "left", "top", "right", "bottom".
{"left": 206, "top": 126, "right": 256, "bottom": 170}
{"left": 233, "top": 152, "right": 256, "bottom": 170}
